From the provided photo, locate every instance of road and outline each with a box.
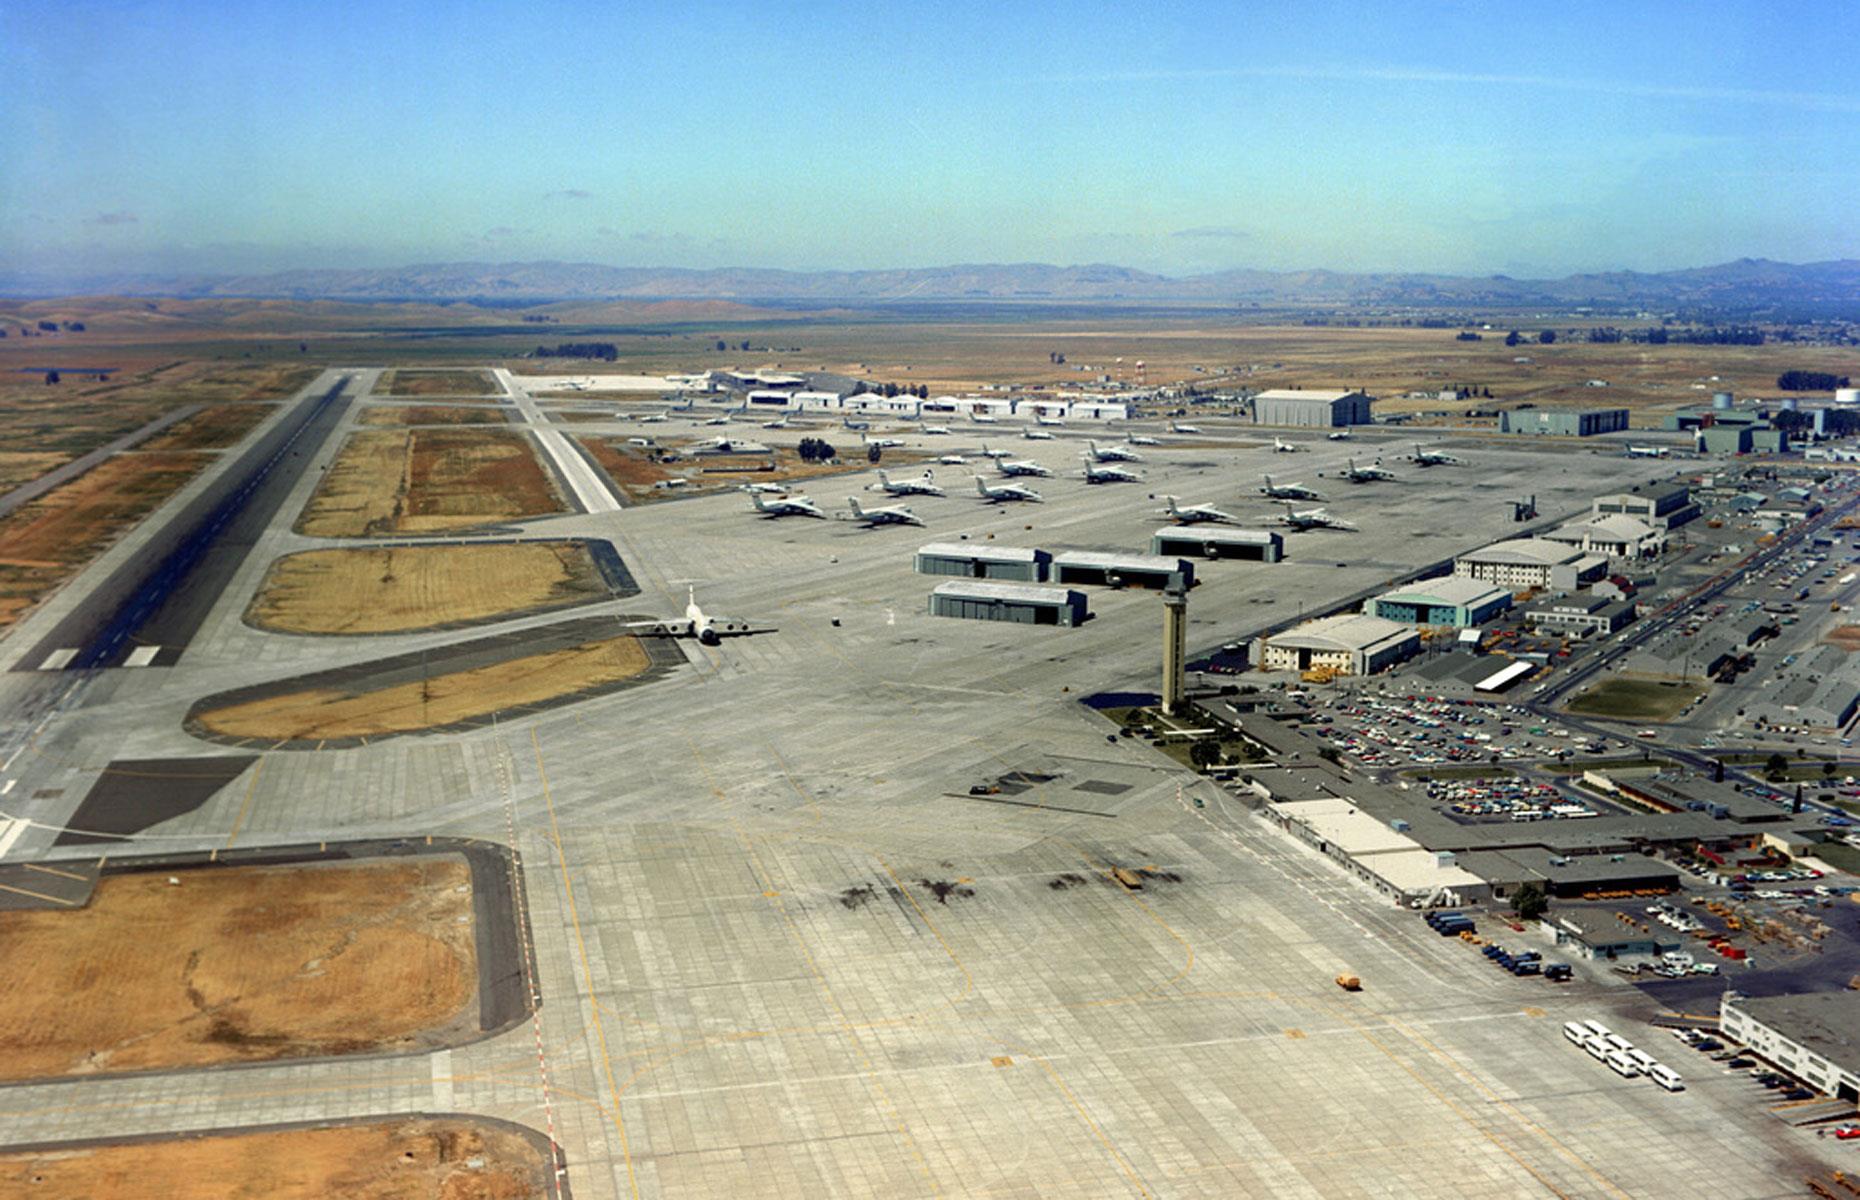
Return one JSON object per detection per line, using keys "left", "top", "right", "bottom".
{"left": 0, "top": 402, "right": 204, "bottom": 520}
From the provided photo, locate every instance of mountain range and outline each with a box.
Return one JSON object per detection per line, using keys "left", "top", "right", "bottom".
{"left": 7, "top": 257, "right": 1860, "bottom": 309}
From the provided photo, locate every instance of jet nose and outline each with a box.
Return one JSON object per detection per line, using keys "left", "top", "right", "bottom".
{"left": 699, "top": 629, "right": 722, "bottom": 646}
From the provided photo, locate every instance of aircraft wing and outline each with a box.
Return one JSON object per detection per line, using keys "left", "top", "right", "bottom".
{"left": 623, "top": 619, "right": 682, "bottom": 636}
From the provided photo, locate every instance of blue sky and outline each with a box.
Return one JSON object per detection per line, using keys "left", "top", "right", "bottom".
{"left": 4, "top": 0, "right": 1858, "bottom": 278}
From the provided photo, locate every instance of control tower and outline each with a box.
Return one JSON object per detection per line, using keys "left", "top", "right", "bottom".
{"left": 1161, "top": 573, "right": 1188, "bottom": 715}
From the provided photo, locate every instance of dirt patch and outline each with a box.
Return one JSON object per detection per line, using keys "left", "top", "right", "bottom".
{"left": 1825, "top": 625, "right": 1860, "bottom": 652}
{"left": 359, "top": 404, "right": 509, "bottom": 427}
{"left": 838, "top": 884, "right": 876, "bottom": 909}
{"left": 918, "top": 879, "right": 975, "bottom": 905}
{"left": 194, "top": 634, "right": 651, "bottom": 742}
{"left": 296, "top": 428, "right": 568, "bottom": 537}
{"left": 0, "top": 450, "right": 212, "bottom": 630}
{"left": 141, "top": 403, "right": 277, "bottom": 450}
{"left": 0, "top": 1116, "right": 550, "bottom": 1200}
{"left": 0, "top": 858, "right": 476, "bottom": 1080}
{"left": 247, "top": 542, "right": 606, "bottom": 635}
{"left": 377, "top": 369, "right": 500, "bottom": 396}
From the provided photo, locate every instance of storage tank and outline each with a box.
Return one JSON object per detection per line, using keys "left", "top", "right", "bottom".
{"left": 1712, "top": 392, "right": 1734, "bottom": 410}
{"left": 1836, "top": 387, "right": 1860, "bottom": 405}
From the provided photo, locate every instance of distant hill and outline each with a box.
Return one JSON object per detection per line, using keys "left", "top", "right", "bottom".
{"left": 7, "top": 257, "right": 1860, "bottom": 309}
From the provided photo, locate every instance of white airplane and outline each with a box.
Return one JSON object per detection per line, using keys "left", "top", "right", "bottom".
{"left": 1082, "top": 458, "right": 1142, "bottom": 484}
{"left": 1088, "top": 440, "right": 1143, "bottom": 463}
{"left": 937, "top": 453, "right": 968, "bottom": 465}
{"left": 863, "top": 433, "right": 907, "bottom": 450}
{"left": 842, "top": 417, "right": 871, "bottom": 431}
{"left": 974, "top": 475, "right": 1043, "bottom": 503}
{"left": 640, "top": 411, "right": 671, "bottom": 423}
{"left": 1626, "top": 445, "right": 1671, "bottom": 458}
{"left": 738, "top": 482, "right": 788, "bottom": 495}
{"left": 694, "top": 436, "right": 768, "bottom": 455}
{"left": 1272, "top": 436, "right": 1303, "bottom": 453}
{"left": 1023, "top": 428, "right": 1056, "bottom": 440}
{"left": 626, "top": 586, "right": 766, "bottom": 645}
{"left": 978, "top": 443, "right": 1012, "bottom": 460}
{"left": 1158, "top": 496, "right": 1236, "bottom": 524}
{"left": 1340, "top": 457, "right": 1397, "bottom": 483}
{"left": 761, "top": 414, "right": 792, "bottom": 429}
{"left": 1277, "top": 504, "right": 1358, "bottom": 532}
{"left": 1410, "top": 443, "right": 1464, "bottom": 467}
{"left": 750, "top": 493, "right": 826, "bottom": 518}
{"left": 1127, "top": 434, "right": 1160, "bottom": 446}
{"left": 922, "top": 424, "right": 952, "bottom": 435}
{"left": 846, "top": 497, "right": 924, "bottom": 527}
{"left": 1259, "top": 473, "right": 1325, "bottom": 502}
{"left": 703, "top": 414, "right": 733, "bottom": 426}
{"left": 1035, "top": 414, "right": 1066, "bottom": 427}
{"left": 1327, "top": 429, "right": 1352, "bottom": 441}
{"left": 1170, "top": 421, "right": 1202, "bottom": 434}
{"left": 997, "top": 458, "right": 1053, "bottom": 478}
{"left": 970, "top": 413, "right": 999, "bottom": 424}
{"left": 874, "top": 468, "right": 943, "bottom": 497}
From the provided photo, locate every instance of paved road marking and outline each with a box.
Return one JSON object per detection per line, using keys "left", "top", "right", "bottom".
{"left": 0, "top": 818, "right": 25, "bottom": 859}
{"left": 122, "top": 645, "right": 160, "bottom": 667}
{"left": 37, "top": 649, "right": 76, "bottom": 671}
{"left": 0, "top": 880, "right": 73, "bottom": 905}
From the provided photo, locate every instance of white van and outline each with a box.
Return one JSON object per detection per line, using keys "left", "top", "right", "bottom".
{"left": 1603, "top": 1033, "right": 1634, "bottom": 1055}
{"left": 1584, "top": 1037, "right": 1610, "bottom": 1061}
{"left": 1582, "top": 1020, "right": 1612, "bottom": 1041}
{"left": 1648, "top": 1064, "right": 1685, "bottom": 1092}
{"left": 1626, "top": 1049, "right": 1658, "bottom": 1074}
{"left": 1563, "top": 1021, "right": 1589, "bottom": 1045}
{"left": 1606, "top": 1050, "right": 1641, "bottom": 1078}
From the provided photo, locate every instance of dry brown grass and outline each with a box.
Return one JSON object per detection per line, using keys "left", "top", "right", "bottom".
{"left": 378, "top": 368, "right": 499, "bottom": 396}
{"left": 359, "top": 404, "right": 508, "bottom": 426}
{"left": 247, "top": 542, "right": 606, "bottom": 635}
{"left": 1824, "top": 625, "right": 1860, "bottom": 652}
{"left": 0, "top": 1117, "right": 548, "bottom": 1200}
{"left": 195, "top": 634, "right": 650, "bottom": 741}
{"left": 296, "top": 428, "right": 567, "bottom": 537}
{"left": 0, "top": 451, "right": 67, "bottom": 492}
{"left": 0, "top": 859, "right": 475, "bottom": 1080}
{"left": 0, "top": 451, "right": 212, "bottom": 629}
{"left": 140, "top": 402, "right": 277, "bottom": 451}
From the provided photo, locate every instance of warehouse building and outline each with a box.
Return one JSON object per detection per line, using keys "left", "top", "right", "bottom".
{"left": 1545, "top": 515, "right": 1665, "bottom": 562}
{"left": 1721, "top": 992, "right": 1860, "bottom": 1105}
{"left": 1151, "top": 526, "right": 1284, "bottom": 562}
{"left": 1050, "top": 552, "right": 1193, "bottom": 590}
{"left": 914, "top": 543, "right": 1050, "bottom": 582}
{"left": 1457, "top": 847, "right": 1680, "bottom": 901}
{"left": 1498, "top": 408, "right": 1630, "bottom": 437}
{"left": 1367, "top": 576, "right": 1513, "bottom": 627}
{"left": 1453, "top": 539, "right": 1609, "bottom": 591}
{"left": 928, "top": 580, "right": 1087, "bottom": 627}
{"left": 1522, "top": 592, "right": 1637, "bottom": 637}
{"left": 1592, "top": 485, "right": 1700, "bottom": 530}
{"left": 1747, "top": 644, "right": 1860, "bottom": 729}
{"left": 1543, "top": 910, "right": 1683, "bottom": 962}
{"left": 1252, "top": 388, "right": 1373, "bottom": 428}
{"left": 1265, "top": 797, "right": 1488, "bottom": 907}
{"left": 1258, "top": 613, "right": 1420, "bottom": 676}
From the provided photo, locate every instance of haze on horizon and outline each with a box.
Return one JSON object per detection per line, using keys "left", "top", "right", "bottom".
{"left": 4, "top": 0, "right": 1858, "bottom": 285}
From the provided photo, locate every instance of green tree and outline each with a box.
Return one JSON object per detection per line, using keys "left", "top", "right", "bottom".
{"left": 1189, "top": 739, "right": 1221, "bottom": 770}
{"left": 1510, "top": 882, "right": 1548, "bottom": 922}
{"left": 1765, "top": 751, "right": 1789, "bottom": 780}
{"left": 1538, "top": 329, "right": 1556, "bottom": 344}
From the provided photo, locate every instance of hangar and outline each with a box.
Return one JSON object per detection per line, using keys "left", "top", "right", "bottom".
{"left": 1252, "top": 388, "right": 1373, "bottom": 428}
{"left": 928, "top": 581, "right": 1087, "bottom": 627}
{"left": 1150, "top": 527, "right": 1284, "bottom": 562}
{"left": 1050, "top": 552, "right": 1193, "bottom": 590}
{"left": 1498, "top": 408, "right": 1629, "bottom": 437}
{"left": 914, "top": 543, "right": 1049, "bottom": 582}
{"left": 1367, "top": 576, "right": 1512, "bottom": 627}
{"left": 1257, "top": 613, "right": 1420, "bottom": 676}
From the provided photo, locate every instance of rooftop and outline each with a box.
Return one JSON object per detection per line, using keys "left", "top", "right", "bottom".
{"left": 1153, "top": 526, "right": 1281, "bottom": 545}
{"left": 929, "top": 580, "right": 1079, "bottom": 605}
{"left": 1377, "top": 575, "right": 1511, "bottom": 607}
{"left": 1269, "top": 613, "right": 1417, "bottom": 654}
{"left": 917, "top": 542, "right": 1044, "bottom": 563}
{"left": 1254, "top": 388, "right": 1364, "bottom": 403}
{"left": 1460, "top": 538, "right": 1586, "bottom": 567}
{"left": 1730, "top": 992, "right": 1860, "bottom": 1064}
{"left": 1051, "top": 550, "right": 1187, "bottom": 572}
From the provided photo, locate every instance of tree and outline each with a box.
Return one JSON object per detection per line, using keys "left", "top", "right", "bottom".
{"left": 1538, "top": 329, "right": 1556, "bottom": 344}
{"left": 1765, "top": 752, "right": 1789, "bottom": 780}
{"left": 715, "top": 339, "right": 727, "bottom": 352}
{"left": 1505, "top": 330, "right": 1521, "bottom": 347}
{"left": 1510, "top": 883, "right": 1548, "bottom": 922}
{"left": 1189, "top": 739, "right": 1221, "bottom": 770}
{"left": 866, "top": 442, "right": 881, "bottom": 463}
{"left": 44, "top": 370, "right": 59, "bottom": 385}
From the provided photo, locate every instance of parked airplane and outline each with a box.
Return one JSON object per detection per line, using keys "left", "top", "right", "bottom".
{"left": 1327, "top": 429, "right": 1353, "bottom": 441}
{"left": 846, "top": 497, "right": 924, "bottom": 527}
{"left": 937, "top": 453, "right": 969, "bottom": 465}
{"left": 750, "top": 493, "right": 826, "bottom": 518}
{"left": 974, "top": 475, "right": 1044, "bottom": 503}
{"left": 978, "top": 442, "right": 1012, "bottom": 460}
{"left": 970, "top": 413, "right": 999, "bottom": 424}
{"left": 1169, "top": 421, "right": 1202, "bottom": 434}
{"left": 626, "top": 586, "right": 766, "bottom": 645}
{"left": 1277, "top": 503, "right": 1358, "bottom": 531}
{"left": 639, "top": 411, "right": 671, "bottom": 423}
{"left": 997, "top": 458, "right": 1053, "bottom": 478}
{"left": 922, "top": 425, "right": 952, "bottom": 435}
{"left": 1410, "top": 443, "right": 1464, "bottom": 466}
{"left": 761, "top": 414, "right": 792, "bottom": 429}
{"left": 694, "top": 436, "right": 769, "bottom": 455}
{"left": 1035, "top": 414, "right": 1066, "bottom": 427}
{"left": 1158, "top": 496, "right": 1236, "bottom": 524}
{"left": 1272, "top": 436, "right": 1303, "bottom": 453}
{"left": 1259, "top": 473, "right": 1325, "bottom": 501}
{"left": 1127, "top": 434, "right": 1160, "bottom": 446}
{"left": 739, "top": 482, "right": 788, "bottom": 495}
{"left": 1626, "top": 444, "right": 1671, "bottom": 458}
{"left": 1023, "top": 428, "right": 1056, "bottom": 440}
{"left": 1088, "top": 440, "right": 1143, "bottom": 462}
{"left": 863, "top": 433, "right": 907, "bottom": 450}
{"left": 1082, "top": 458, "right": 1142, "bottom": 484}
{"left": 874, "top": 468, "right": 944, "bottom": 497}
{"left": 842, "top": 417, "right": 871, "bottom": 431}
{"left": 1340, "top": 457, "right": 1397, "bottom": 483}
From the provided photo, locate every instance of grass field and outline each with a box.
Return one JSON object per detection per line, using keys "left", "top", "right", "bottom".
{"left": 140, "top": 402, "right": 277, "bottom": 451}
{"left": 0, "top": 858, "right": 475, "bottom": 1080}
{"left": 1813, "top": 841, "right": 1860, "bottom": 876}
{"left": 377, "top": 368, "right": 499, "bottom": 396}
{"left": 296, "top": 428, "right": 567, "bottom": 537}
{"left": 0, "top": 450, "right": 212, "bottom": 629}
{"left": 194, "top": 634, "right": 651, "bottom": 741}
{"left": 0, "top": 1117, "right": 549, "bottom": 1200}
{"left": 357, "top": 403, "right": 508, "bottom": 426}
{"left": 1565, "top": 677, "right": 1707, "bottom": 722}
{"left": 247, "top": 542, "right": 607, "bottom": 634}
